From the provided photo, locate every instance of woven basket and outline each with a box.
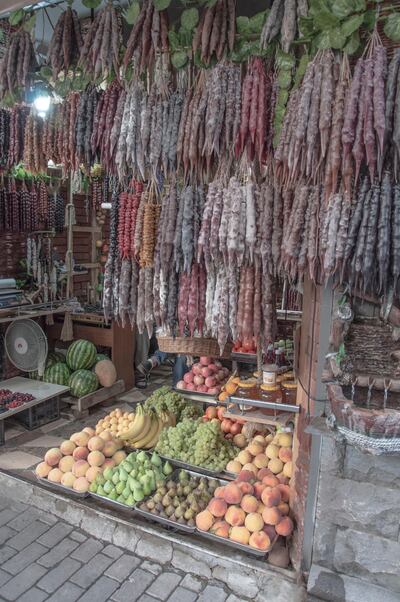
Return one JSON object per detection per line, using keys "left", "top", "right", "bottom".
{"left": 157, "top": 336, "right": 232, "bottom": 359}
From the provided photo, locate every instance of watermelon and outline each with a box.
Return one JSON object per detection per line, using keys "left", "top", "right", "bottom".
{"left": 28, "top": 370, "right": 42, "bottom": 381}
{"left": 69, "top": 369, "right": 99, "bottom": 397}
{"left": 46, "top": 351, "right": 65, "bottom": 367}
{"left": 95, "top": 353, "right": 109, "bottom": 363}
{"left": 66, "top": 340, "right": 97, "bottom": 370}
{"left": 43, "top": 362, "right": 70, "bottom": 386}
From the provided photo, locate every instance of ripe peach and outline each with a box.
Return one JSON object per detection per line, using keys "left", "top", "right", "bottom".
{"left": 73, "top": 476, "right": 90, "bottom": 493}
{"left": 277, "top": 483, "right": 290, "bottom": 503}
{"left": 214, "top": 485, "right": 226, "bottom": 498}
{"left": 262, "top": 507, "right": 281, "bottom": 526}
{"left": 211, "top": 520, "right": 230, "bottom": 538}
{"left": 73, "top": 446, "right": 89, "bottom": 461}
{"left": 58, "top": 455, "right": 75, "bottom": 473}
{"left": 268, "top": 458, "right": 284, "bottom": 474}
{"left": 261, "top": 487, "right": 281, "bottom": 507}
{"left": 242, "top": 463, "right": 258, "bottom": 475}
{"left": 87, "top": 450, "right": 105, "bottom": 467}
{"left": 278, "top": 433, "right": 293, "bottom": 447}
{"left": 87, "top": 436, "right": 105, "bottom": 452}
{"left": 254, "top": 453, "right": 269, "bottom": 469}
{"left": 229, "top": 526, "right": 250, "bottom": 545}
{"left": 72, "top": 460, "right": 89, "bottom": 478}
{"left": 195, "top": 509, "right": 214, "bottom": 532}
{"left": 257, "top": 467, "right": 273, "bottom": 480}
{"left": 223, "top": 483, "right": 243, "bottom": 505}
{"left": 48, "top": 468, "right": 63, "bottom": 483}
{"left": 102, "top": 441, "right": 118, "bottom": 458}
{"left": 61, "top": 472, "right": 75, "bottom": 488}
{"left": 226, "top": 460, "right": 242, "bottom": 474}
{"left": 247, "top": 442, "right": 264, "bottom": 457}
{"left": 86, "top": 466, "right": 102, "bottom": 483}
{"left": 225, "top": 506, "right": 245, "bottom": 527}
{"left": 35, "top": 462, "right": 52, "bottom": 478}
{"left": 263, "top": 524, "right": 277, "bottom": 541}
{"left": 233, "top": 434, "right": 246, "bottom": 448}
{"left": 70, "top": 432, "right": 90, "bottom": 447}
{"left": 277, "top": 502, "right": 290, "bottom": 516}
{"left": 279, "top": 447, "right": 292, "bottom": 463}
{"left": 262, "top": 475, "right": 279, "bottom": 488}
{"left": 257, "top": 501, "right": 266, "bottom": 514}
{"left": 253, "top": 482, "right": 266, "bottom": 499}
{"left": 82, "top": 427, "right": 96, "bottom": 437}
{"left": 112, "top": 450, "right": 127, "bottom": 465}
{"left": 245, "top": 512, "right": 264, "bottom": 533}
{"left": 252, "top": 435, "right": 267, "bottom": 447}
{"left": 265, "top": 444, "right": 279, "bottom": 459}
{"left": 277, "top": 473, "right": 290, "bottom": 485}
{"left": 276, "top": 516, "right": 294, "bottom": 537}
{"left": 208, "top": 497, "right": 228, "bottom": 518}
{"left": 60, "top": 440, "right": 76, "bottom": 456}
{"left": 249, "top": 531, "right": 271, "bottom": 551}
{"left": 98, "top": 430, "right": 113, "bottom": 442}
{"left": 44, "top": 448, "right": 62, "bottom": 467}
{"left": 283, "top": 461, "right": 292, "bottom": 478}
{"left": 237, "top": 470, "right": 256, "bottom": 483}
{"left": 237, "top": 450, "right": 253, "bottom": 465}
{"left": 237, "top": 481, "right": 254, "bottom": 496}
{"left": 240, "top": 494, "right": 259, "bottom": 513}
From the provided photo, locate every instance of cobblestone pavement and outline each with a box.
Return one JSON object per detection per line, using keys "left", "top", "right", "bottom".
{"left": 0, "top": 496, "right": 246, "bottom": 602}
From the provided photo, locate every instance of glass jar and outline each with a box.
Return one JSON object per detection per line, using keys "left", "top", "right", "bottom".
{"left": 262, "top": 364, "right": 278, "bottom": 386}
{"left": 237, "top": 379, "right": 257, "bottom": 399}
{"left": 260, "top": 384, "right": 282, "bottom": 404}
{"left": 281, "top": 381, "right": 298, "bottom": 405}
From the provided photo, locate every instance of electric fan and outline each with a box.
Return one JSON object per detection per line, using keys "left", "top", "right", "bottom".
{"left": 4, "top": 319, "right": 48, "bottom": 376}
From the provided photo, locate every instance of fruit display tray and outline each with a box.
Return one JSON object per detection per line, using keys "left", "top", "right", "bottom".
{"left": 158, "top": 455, "right": 223, "bottom": 477}
{"left": 196, "top": 528, "right": 271, "bottom": 557}
{"left": 35, "top": 475, "right": 89, "bottom": 498}
{"left": 89, "top": 492, "right": 136, "bottom": 510}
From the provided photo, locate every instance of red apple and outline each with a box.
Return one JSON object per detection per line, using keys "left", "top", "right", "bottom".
{"left": 205, "top": 376, "right": 217, "bottom": 388}
{"left": 184, "top": 372, "right": 194, "bottom": 384}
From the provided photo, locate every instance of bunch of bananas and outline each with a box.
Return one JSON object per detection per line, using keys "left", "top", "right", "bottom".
{"left": 119, "top": 405, "right": 174, "bottom": 449}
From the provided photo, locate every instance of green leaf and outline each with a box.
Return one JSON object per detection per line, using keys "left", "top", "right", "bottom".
{"left": 277, "top": 89, "right": 289, "bottom": 106}
{"left": 384, "top": 13, "right": 400, "bottom": 42}
{"left": 363, "top": 10, "right": 376, "bottom": 31}
{"left": 178, "top": 26, "right": 192, "bottom": 47}
{"left": 82, "top": 0, "right": 102, "bottom": 8}
{"left": 293, "top": 53, "right": 310, "bottom": 88}
{"left": 343, "top": 30, "right": 360, "bottom": 55}
{"left": 181, "top": 8, "right": 199, "bottom": 30}
{"left": 236, "top": 16, "right": 250, "bottom": 35}
{"left": 168, "top": 30, "right": 180, "bottom": 51}
{"left": 277, "top": 70, "right": 292, "bottom": 89}
{"left": 331, "top": 0, "right": 354, "bottom": 19}
{"left": 23, "top": 13, "right": 36, "bottom": 33}
{"left": 249, "top": 11, "right": 266, "bottom": 34}
{"left": 123, "top": 2, "right": 140, "bottom": 25}
{"left": 341, "top": 13, "right": 364, "bottom": 37}
{"left": 40, "top": 66, "right": 53, "bottom": 80}
{"left": 275, "top": 50, "right": 296, "bottom": 70}
{"left": 171, "top": 50, "right": 188, "bottom": 69}
{"left": 298, "top": 16, "right": 315, "bottom": 37}
{"left": 9, "top": 9, "right": 24, "bottom": 26}
{"left": 329, "top": 27, "right": 347, "bottom": 49}
{"left": 310, "top": 0, "right": 339, "bottom": 29}
{"left": 315, "top": 29, "right": 331, "bottom": 49}
{"left": 153, "top": 0, "right": 171, "bottom": 10}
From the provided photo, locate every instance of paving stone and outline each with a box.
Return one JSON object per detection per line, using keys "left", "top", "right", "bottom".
{"left": 38, "top": 537, "right": 80, "bottom": 568}
{"left": 17, "top": 587, "right": 48, "bottom": 602}
{"left": 37, "top": 557, "right": 81, "bottom": 593}
{"left": 7, "top": 520, "right": 50, "bottom": 551}
{"left": 69, "top": 530, "right": 87, "bottom": 543}
{"left": 103, "top": 544, "right": 123, "bottom": 559}
{"left": 78, "top": 575, "right": 120, "bottom": 602}
{"left": 138, "top": 596, "right": 158, "bottom": 602}
{"left": 112, "top": 569, "right": 155, "bottom": 602}
{"left": 147, "top": 572, "right": 182, "bottom": 600}
{"left": 181, "top": 574, "right": 204, "bottom": 593}
{"left": 7, "top": 511, "right": 40, "bottom": 532}
{"left": 198, "top": 585, "right": 228, "bottom": 602}
{"left": 167, "top": 587, "right": 198, "bottom": 602}
{"left": 0, "top": 508, "right": 19, "bottom": 527}
{"left": 226, "top": 595, "right": 244, "bottom": 602}
{"left": 37, "top": 512, "right": 58, "bottom": 526}
{"left": 105, "top": 554, "right": 141, "bottom": 582}
{"left": 0, "top": 562, "right": 47, "bottom": 601}
{"left": 70, "top": 553, "right": 113, "bottom": 588}
{"left": 46, "top": 581, "right": 84, "bottom": 602}
{"left": 136, "top": 533, "right": 172, "bottom": 563}
{"left": 0, "top": 546, "right": 16, "bottom": 564}
{"left": 0, "top": 526, "right": 15, "bottom": 545}
{"left": 0, "top": 450, "right": 42, "bottom": 469}
{"left": 70, "top": 537, "right": 103, "bottom": 561}
{"left": 141, "top": 560, "right": 162, "bottom": 575}
{"left": 0, "top": 568, "right": 12, "bottom": 587}
{"left": 2, "top": 542, "right": 48, "bottom": 575}
{"left": 38, "top": 522, "right": 73, "bottom": 547}
{"left": 11, "top": 501, "right": 28, "bottom": 513}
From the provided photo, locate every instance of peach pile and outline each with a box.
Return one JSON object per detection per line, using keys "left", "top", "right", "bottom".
{"left": 35, "top": 427, "right": 126, "bottom": 493}
{"left": 226, "top": 431, "right": 293, "bottom": 484}
{"left": 195, "top": 470, "right": 294, "bottom": 551}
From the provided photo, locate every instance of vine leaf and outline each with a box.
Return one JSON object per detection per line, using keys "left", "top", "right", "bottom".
{"left": 168, "top": 30, "right": 180, "bottom": 51}
{"left": 384, "top": 13, "right": 400, "bottom": 42}
{"left": 9, "top": 9, "right": 24, "bottom": 26}
{"left": 153, "top": 0, "right": 171, "bottom": 10}
{"left": 181, "top": 8, "right": 199, "bottom": 31}
{"left": 341, "top": 13, "right": 364, "bottom": 38}
{"left": 343, "top": 30, "right": 360, "bottom": 55}
{"left": 331, "top": 0, "right": 365, "bottom": 19}
{"left": 171, "top": 50, "right": 188, "bottom": 69}
{"left": 123, "top": 2, "right": 141, "bottom": 25}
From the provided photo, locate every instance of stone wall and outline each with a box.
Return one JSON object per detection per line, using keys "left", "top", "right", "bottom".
{"left": 307, "top": 423, "right": 400, "bottom": 602}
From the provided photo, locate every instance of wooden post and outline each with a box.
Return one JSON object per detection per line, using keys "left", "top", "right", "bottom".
{"left": 111, "top": 321, "right": 135, "bottom": 389}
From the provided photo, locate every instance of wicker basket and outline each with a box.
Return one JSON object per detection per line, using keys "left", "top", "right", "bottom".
{"left": 157, "top": 336, "right": 232, "bottom": 359}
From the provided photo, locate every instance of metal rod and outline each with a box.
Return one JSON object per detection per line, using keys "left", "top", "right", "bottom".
{"left": 229, "top": 395, "right": 300, "bottom": 414}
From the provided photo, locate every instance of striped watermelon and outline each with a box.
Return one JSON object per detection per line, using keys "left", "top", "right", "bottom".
{"left": 66, "top": 340, "right": 97, "bottom": 370}
{"left": 69, "top": 370, "right": 99, "bottom": 397}
{"left": 46, "top": 351, "right": 65, "bottom": 367}
{"left": 43, "top": 362, "right": 70, "bottom": 386}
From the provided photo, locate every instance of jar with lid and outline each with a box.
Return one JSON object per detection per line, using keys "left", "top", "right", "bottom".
{"left": 236, "top": 379, "right": 257, "bottom": 400}
{"left": 262, "top": 364, "right": 278, "bottom": 385}
{"left": 259, "top": 384, "right": 282, "bottom": 415}
{"left": 281, "top": 381, "right": 298, "bottom": 405}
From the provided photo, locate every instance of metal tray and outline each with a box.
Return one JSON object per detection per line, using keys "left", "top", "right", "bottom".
{"left": 196, "top": 528, "right": 270, "bottom": 557}
{"left": 89, "top": 491, "right": 136, "bottom": 510}
{"left": 35, "top": 475, "right": 88, "bottom": 498}
{"left": 173, "top": 388, "right": 218, "bottom": 401}
{"left": 158, "top": 455, "right": 224, "bottom": 477}
{"left": 221, "top": 470, "right": 237, "bottom": 480}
